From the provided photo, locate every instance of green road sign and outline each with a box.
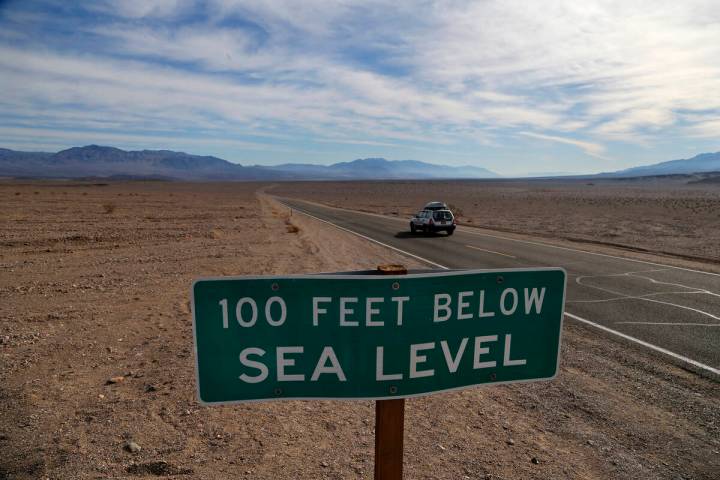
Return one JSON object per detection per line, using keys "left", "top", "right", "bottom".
{"left": 192, "top": 268, "right": 566, "bottom": 405}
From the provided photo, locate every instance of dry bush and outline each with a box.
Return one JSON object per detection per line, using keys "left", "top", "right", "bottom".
{"left": 207, "top": 228, "right": 223, "bottom": 239}
{"left": 102, "top": 203, "right": 116, "bottom": 214}
{"left": 285, "top": 219, "right": 300, "bottom": 233}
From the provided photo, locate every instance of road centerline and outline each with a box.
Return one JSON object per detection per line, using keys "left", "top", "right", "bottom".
{"left": 465, "top": 244, "right": 517, "bottom": 258}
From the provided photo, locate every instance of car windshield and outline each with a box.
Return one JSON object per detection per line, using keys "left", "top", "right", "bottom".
{"left": 433, "top": 211, "right": 453, "bottom": 220}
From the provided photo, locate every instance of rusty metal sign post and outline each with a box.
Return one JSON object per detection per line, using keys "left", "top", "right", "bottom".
{"left": 374, "top": 264, "right": 408, "bottom": 480}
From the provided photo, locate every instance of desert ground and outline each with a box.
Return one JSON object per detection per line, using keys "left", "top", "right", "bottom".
{"left": 1, "top": 180, "right": 718, "bottom": 479}
{"left": 272, "top": 178, "right": 720, "bottom": 267}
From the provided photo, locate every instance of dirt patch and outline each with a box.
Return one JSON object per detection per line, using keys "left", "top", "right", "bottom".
{"left": 126, "top": 460, "right": 194, "bottom": 476}
{"left": 1, "top": 180, "right": 718, "bottom": 479}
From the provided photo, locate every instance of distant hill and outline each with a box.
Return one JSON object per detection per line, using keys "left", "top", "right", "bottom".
{"left": 0, "top": 145, "right": 499, "bottom": 180}
{"left": 600, "top": 152, "right": 720, "bottom": 177}
{"left": 267, "top": 157, "right": 498, "bottom": 179}
{"left": 0, "top": 145, "right": 278, "bottom": 180}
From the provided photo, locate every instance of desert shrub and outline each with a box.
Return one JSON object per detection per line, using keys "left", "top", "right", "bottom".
{"left": 284, "top": 217, "right": 300, "bottom": 233}
{"left": 102, "top": 203, "right": 116, "bottom": 214}
{"left": 207, "top": 228, "right": 223, "bottom": 239}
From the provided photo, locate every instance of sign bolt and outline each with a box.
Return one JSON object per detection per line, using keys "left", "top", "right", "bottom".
{"left": 274, "top": 387, "right": 283, "bottom": 395}
{"left": 496, "top": 276, "right": 504, "bottom": 284}
{"left": 389, "top": 386, "right": 398, "bottom": 394}
{"left": 490, "top": 373, "right": 497, "bottom": 381}
{"left": 392, "top": 282, "right": 400, "bottom": 291}
{"left": 271, "top": 283, "right": 279, "bottom": 291}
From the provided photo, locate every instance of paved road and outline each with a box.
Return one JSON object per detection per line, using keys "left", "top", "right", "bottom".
{"left": 279, "top": 198, "right": 720, "bottom": 375}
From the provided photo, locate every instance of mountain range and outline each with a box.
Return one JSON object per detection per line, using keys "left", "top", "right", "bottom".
{"left": 0, "top": 145, "right": 498, "bottom": 180}
{"left": 597, "top": 152, "right": 720, "bottom": 177}
{"left": 1, "top": 145, "right": 718, "bottom": 180}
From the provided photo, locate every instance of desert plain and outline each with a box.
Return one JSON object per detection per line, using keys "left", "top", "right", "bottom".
{"left": 1, "top": 179, "right": 719, "bottom": 479}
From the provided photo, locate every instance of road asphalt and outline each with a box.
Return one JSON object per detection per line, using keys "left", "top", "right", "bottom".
{"left": 279, "top": 198, "right": 720, "bottom": 376}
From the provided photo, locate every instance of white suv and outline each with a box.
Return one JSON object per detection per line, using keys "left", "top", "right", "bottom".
{"left": 410, "top": 209, "right": 456, "bottom": 235}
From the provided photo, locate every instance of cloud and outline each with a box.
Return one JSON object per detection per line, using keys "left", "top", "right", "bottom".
{"left": 0, "top": 0, "right": 719, "bottom": 170}
{"left": 405, "top": 1, "right": 720, "bottom": 139}
{"left": 91, "top": 0, "right": 195, "bottom": 19}
{"left": 519, "top": 132, "right": 608, "bottom": 159}
{"left": 683, "top": 118, "right": 720, "bottom": 139}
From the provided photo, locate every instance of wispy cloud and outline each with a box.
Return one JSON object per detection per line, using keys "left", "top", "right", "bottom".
{"left": 519, "top": 132, "right": 608, "bottom": 159}
{"left": 0, "top": 0, "right": 719, "bottom": 172}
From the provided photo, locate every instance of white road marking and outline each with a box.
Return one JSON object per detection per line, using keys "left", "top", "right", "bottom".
{"left": 567, "top": 290, "right": 709, "bottom": 303}
{"left": 627, "top": 273, "right": 720, "bottom": 297}
{"left": 615, "top": 296, "right": 720, "bottom": 321}
{"left": 279, "top": 201, "right": 449, "bottom": 270}
{"left": 457, "top": 228, "right": 720, "bottom": 278}
{"left": 465, "top": 244, "right": 517, "bottom": 258}
{"left": 566, "top": 312, "right": 719, "bottom": 376}
{"left": 576, "top": 274, "right": 720, "bottom": 321}
{"left": 281, "top": 198, "right": 719, "bottom": 376}
{"left": 615, "top": 322, "right": 720, "bottom": 327}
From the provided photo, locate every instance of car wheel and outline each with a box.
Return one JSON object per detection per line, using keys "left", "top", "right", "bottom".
{"left": 447, "top": 228, "right": 454, "bottom": 236}
{"left": 410, "top": 223, "right": 416, "bottom": 233}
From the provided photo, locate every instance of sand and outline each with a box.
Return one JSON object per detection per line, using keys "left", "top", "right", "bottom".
{"left": 1, "top": 180, "right": 718, "bottom": 479}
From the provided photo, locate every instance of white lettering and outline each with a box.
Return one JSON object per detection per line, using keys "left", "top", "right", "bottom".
{"left": 311, "top": 347, "right": 346, "bottom": 381}
{"left": 478, "top": 290, "right": 495, "bottom": 318}
{"left": 264, "top": 296, "right": 287, "bottom": 326}
{"left": 312, "top": 297, "right": 331, "bottom": 326}
{"left": 524, "top": 287, "right": 546, "bottom": 314}
{"left": 339, "top": 297, "right": 359, "bottom": 326}
{"left": 410, "top": 342, "right": 435, "bottom": 378}
{"left": 236, "top": 297, "right": 258, "bottom": 327}
{"left": 391, "top": 296, "right": 410, "bottom": 326}
{"left": 441, "top": 338, "right": 468, "bottom": 373}
{"left": 277, "top": 346, "right": 305, "bottom": 381}
{"left": 376, "top": 347, "right": 403, "bottom": 381}
{"left": 473, "top": 335, "right": 498, "bottom": 369}
{"left": 500, "top": 288, "right": 518, "bottom": 315}
{"left": 433, "top": 293, "right": 452, "bottom": 322}
{"left": 239, "top": 347, "right": 268, "bottom": 383}
{"left": 503, "top": 334, "right": 527, "bottom": 366}
{"left": 219, "top": 298, "right": 229, "bottom": 328}
{"left": 366, "top": 297, "right": 384, "bottom": 326}
{"left": 457, "top": 291, "right": 473, "bottom": 320}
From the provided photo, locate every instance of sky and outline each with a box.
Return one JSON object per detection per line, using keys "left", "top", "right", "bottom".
{"left": 1, "top": 0, "right": 719, "bottom": 176}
